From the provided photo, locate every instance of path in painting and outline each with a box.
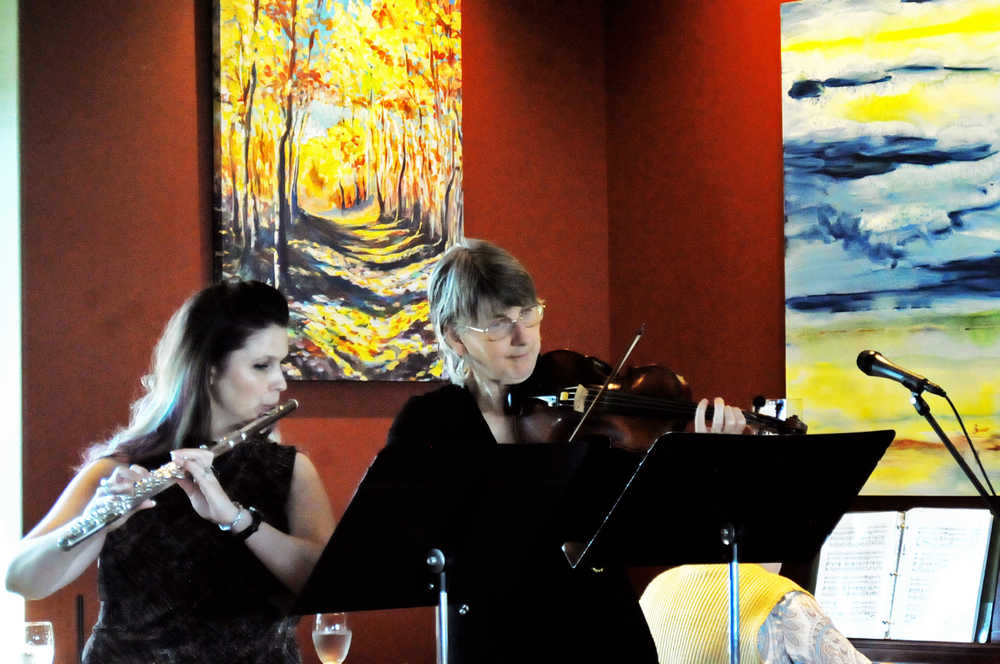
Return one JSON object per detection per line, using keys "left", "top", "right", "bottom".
{"left": 283, "top": 198, "right": 447, "bottom": 380}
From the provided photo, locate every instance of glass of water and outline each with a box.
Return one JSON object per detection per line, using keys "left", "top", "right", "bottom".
{"left": 312, "top": 612, "right": 351, "bottom": 664}
{"left": 23, "top": 621, "right": 54, "bottom": 664}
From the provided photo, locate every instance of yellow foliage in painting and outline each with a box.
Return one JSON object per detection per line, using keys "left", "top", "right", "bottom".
{"left": 219, "top": 0, "right": 462, "bottom": 379}
{"left": 219, "top": 0, "right": 462, "bottom": 227}
{"left": 298, "top": 299, "right": 432, "bottom": 371}
{"left": 298, "top": 123, "right": 368, "bottom": 208}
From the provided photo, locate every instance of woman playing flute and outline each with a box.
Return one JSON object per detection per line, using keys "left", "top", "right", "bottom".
{"left": 7, "top": 280, "right": 334, "bottom": 663}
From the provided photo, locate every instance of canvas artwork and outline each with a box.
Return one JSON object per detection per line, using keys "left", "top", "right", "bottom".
{"left": 215, "top": 0, "right": 463, "bottom": 380}
{"left": 781, "top": 0, "right": 1000, "bottom": 494}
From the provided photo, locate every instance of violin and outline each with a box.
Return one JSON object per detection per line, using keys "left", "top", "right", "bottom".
{"left": 505, "top": 349, "right": 807, "bottom": 450}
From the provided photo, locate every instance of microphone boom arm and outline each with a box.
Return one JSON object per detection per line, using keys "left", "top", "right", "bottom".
{"left": 908, "top": 392, "right": 998, "bottom": 518}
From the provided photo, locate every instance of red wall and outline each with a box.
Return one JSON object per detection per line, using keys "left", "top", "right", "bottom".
{"left": 19, "top": 1, "right": 791, "bottom": 662}
{"left": 606, "top": 2, "right": 793, "bottom": 405}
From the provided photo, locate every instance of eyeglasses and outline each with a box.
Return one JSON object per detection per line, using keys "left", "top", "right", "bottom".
{"left": 462, "top": 303, "right": 545, "bottom": 341}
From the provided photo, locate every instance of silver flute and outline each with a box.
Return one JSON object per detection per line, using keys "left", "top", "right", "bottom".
{"left": 56, "top": 399, "right": 299, "bottom": 550}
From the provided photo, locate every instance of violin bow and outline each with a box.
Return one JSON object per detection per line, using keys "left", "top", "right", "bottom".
{"left": 567, "top": 323, "right": 646, "bottom": 443}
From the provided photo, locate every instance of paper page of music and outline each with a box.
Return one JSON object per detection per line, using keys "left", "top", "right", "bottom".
{"left": 815, "top": 511, "right": 903, "bottom": 639}
{"left": 816, "top": 508, "right": 994, "bottom": 642}
{"left": 888, "top": 508, "right": 993, "bottom": 642}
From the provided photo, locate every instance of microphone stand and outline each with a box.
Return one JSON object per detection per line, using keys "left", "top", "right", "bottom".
{"left": 909, "top": 391, "right": 999, "bottom": 518}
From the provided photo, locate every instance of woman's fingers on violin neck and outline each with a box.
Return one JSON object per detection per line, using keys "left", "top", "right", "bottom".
{"left": 694, "top": 397, "right": 745, "bottom": 434}
{"left": 726, "top": 405, "right": 747, "bottom": 435}
{"left": 694, "top": 398, "right": 710, "bottom": 433}
{"left": 711, "top": 397, "right": 726, "bottom": 432}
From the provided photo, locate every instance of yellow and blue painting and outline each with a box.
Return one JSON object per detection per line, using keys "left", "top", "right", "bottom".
{"left": 215, "top": 0, "right": 462, "bottom": 380}
{"left": 781, "top": 0, "right": 1000, "bottom": 493}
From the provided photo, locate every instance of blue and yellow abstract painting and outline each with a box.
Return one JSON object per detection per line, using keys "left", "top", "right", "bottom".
{"left": 781, "top": 0, "right": 1000, "bottom": 494}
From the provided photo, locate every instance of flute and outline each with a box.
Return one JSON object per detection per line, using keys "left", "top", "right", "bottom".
{"left": 56, "top": 399, "right": 299, "bottom": 551}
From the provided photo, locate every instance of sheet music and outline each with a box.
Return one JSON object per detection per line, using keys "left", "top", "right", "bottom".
{"left": 888, "top": 508, "right": 993, "bottom": 642}
{"left": 815, "top": 511, "right": 902, "bottom": 639}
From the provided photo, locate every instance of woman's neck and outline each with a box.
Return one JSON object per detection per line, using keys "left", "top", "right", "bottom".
{"left": 468, "top": 378, "right": 517, "bottom": 444}
{"left": 467, "top": 376, "right": 504, "bottom": 413}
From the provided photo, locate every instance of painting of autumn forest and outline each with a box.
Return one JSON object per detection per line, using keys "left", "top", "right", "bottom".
{"left": 214, "top": 0, "right": 462, "bottom": 380}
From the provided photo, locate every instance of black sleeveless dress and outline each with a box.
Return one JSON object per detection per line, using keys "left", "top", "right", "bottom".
{"left": 82, "top": 440, "right": 302, "bottom": 664}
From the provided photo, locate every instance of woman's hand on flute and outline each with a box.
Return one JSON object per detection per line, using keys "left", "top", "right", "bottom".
{"left": 86, "top": 464, "right": 157, "bottom": 532}
{"left": 170, "top": 449, "right": 243, "bottom": 527}
{"left": 6, "top": 458, "right": 154, "bottom": 599}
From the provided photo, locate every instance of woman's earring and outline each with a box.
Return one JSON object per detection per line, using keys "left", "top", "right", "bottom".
{"left": 445, "top": 328, "right": 465, "bottom": 357}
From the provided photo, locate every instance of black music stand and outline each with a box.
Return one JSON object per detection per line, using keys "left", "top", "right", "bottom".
{"left": 562, "top": 429, "right": 896, "bottom": 664}
{"left": 292, "top": 439, "right": 628, "bottom": 664}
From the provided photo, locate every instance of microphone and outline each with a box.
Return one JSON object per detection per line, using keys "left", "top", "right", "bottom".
{"left": 856, "top": 350, "right": 946, "bottom": 396}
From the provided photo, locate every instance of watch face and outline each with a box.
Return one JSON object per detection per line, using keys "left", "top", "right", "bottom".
{"left": 236, "top": 507, "right": 262, "bottom": 541}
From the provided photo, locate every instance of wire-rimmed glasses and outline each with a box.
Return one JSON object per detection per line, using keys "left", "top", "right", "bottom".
{"left": 462, "top": 303, "right": 545, "bottom": 341}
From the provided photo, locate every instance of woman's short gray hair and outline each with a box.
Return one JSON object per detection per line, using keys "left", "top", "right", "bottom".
{"left": 428, "top": 238, "right": 538, "bottom": 385}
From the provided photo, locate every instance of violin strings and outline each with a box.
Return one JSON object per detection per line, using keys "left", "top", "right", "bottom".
{"left": 565, "top": 386, "right": 778, "bottom": 424}
{"left": 572, "top": 386, "right": 692, "bottom": 411}
{"left": 563, "top": 387, "right": 695, "bottom": 417}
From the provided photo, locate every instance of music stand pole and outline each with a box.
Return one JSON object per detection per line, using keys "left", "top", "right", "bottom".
{"left": 721, "top": 524, "right": 740, "bottom": 664}
{"left": 426, "top": 549, "right": 448, "bottom": 664}
{"left": 561, "top": 430, "right": 894, "bottom": 664}
{"left": 909, "top": 392, "right": 999, "bottom": 518}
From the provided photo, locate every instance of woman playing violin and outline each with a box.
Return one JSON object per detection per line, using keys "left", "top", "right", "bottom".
{"left": 6, "top": 280, "right": 335, "bottom": 663}
{"left": 386, "top": 238, "right": 746, "bottom": 663}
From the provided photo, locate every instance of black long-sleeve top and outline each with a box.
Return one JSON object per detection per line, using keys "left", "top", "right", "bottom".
{"left": 386, "top": 383, "right": 657, "bottom": 664}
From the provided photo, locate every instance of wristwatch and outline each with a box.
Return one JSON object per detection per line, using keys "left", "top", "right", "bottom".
{"left": 235, "top": 506, "right": 262, "bottom": 541}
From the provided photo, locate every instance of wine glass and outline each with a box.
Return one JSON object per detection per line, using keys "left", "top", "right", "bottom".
{"left": 22, "top": 621, "right": 54, "bottom": 664}
{"left": 312, "top": 612, "right": 352, "bottom": 664}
